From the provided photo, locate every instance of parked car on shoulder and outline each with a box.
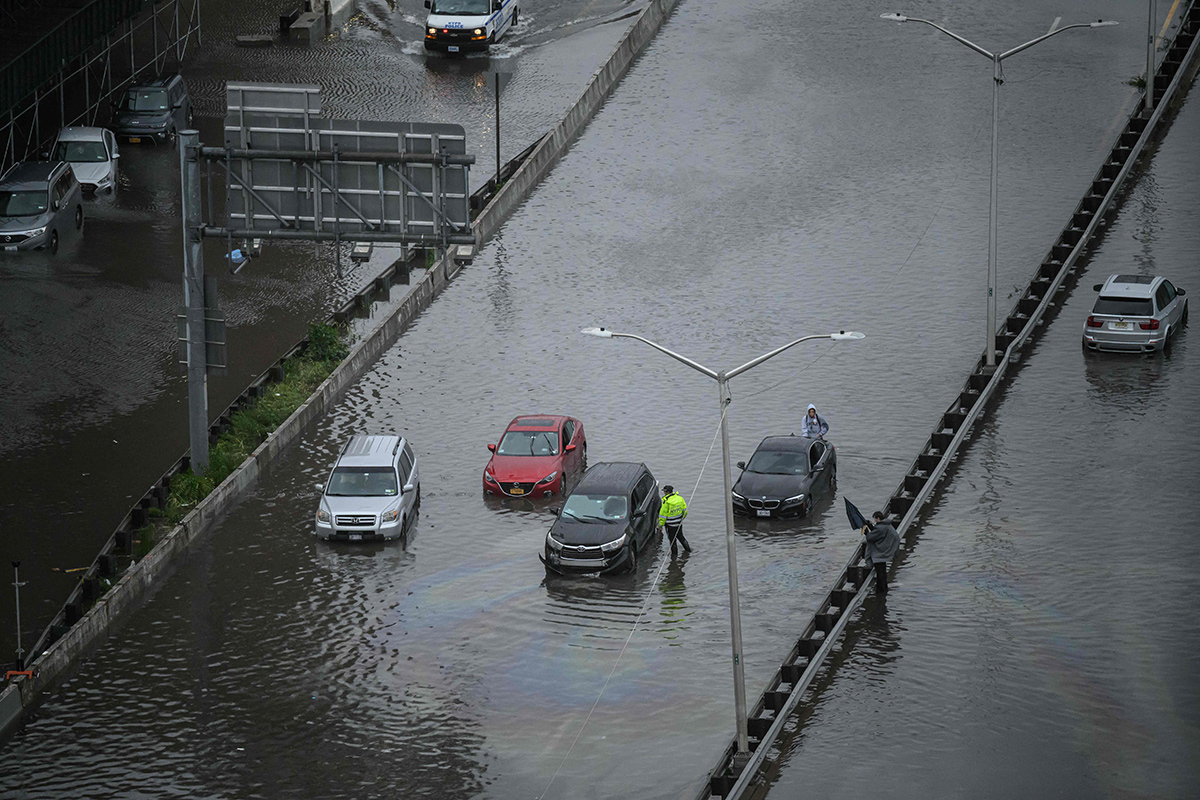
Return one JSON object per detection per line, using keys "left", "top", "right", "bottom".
{"left": 51, "top": 127, "right": 120, "bottom": 194}
{"left": 484, "top": 414, "right": 586, "bottom": 497}
{"left": 1083, "top": 274, "right": 1187, "bottom": 354}
{"left": 0, "top": 161, "right": 83, "bottom": 254}
{"left": 315, "top": 434, "right": 420, "bottom": 542}
{"left": 541, "top": 462, "right": 659, "bottom": 575}
{"left": 111, "top": 74, "right": 192, "bottom": 147}
{"left": 732, "top": 434, "right": 836, "bottom": 519}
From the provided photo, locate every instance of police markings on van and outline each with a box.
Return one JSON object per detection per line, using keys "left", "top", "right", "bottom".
{"left": 423, "top": 0, "right": 519, "bottom": 53}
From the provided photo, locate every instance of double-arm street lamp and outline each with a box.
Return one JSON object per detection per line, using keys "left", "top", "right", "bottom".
{"left": 880, "top": 14, "right": 1117, "bottom": 368}
{"left": 581, "top": 326, "right": 864, "bottom": 762}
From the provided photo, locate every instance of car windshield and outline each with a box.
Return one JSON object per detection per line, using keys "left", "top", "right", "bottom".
{"left": 53, "top": 140, "right": 108, "bottom": 163}
{"left": 745, "top": 450, "right": 808, "bottom": 475}
{"left": 431, "top": 0, "right": 489, "bottom": 13}
{"left": 561, "top": 493, "right": 627, "bottom": 522}
{"left": 1093, "top": 297, "right": 1153, "bottom": 317}
{"left": 0, "top": 190, "right": 48, "bottom": 216}
{"left": 498, "top": 430, "right": 559, "bottom": 456}
{"left": 122, "top": 88, "right": 168, "bottom": 112}
{"left": 325, "top": 467, "right": 398, "bottom": 497}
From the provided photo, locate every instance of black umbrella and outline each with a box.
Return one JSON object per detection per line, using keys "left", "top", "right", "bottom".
{"left": 844, "top": 497, "right": 869, "bottom": 530}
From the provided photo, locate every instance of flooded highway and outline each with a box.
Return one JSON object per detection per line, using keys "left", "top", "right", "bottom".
{"left": 1, "top": 0, "right": 1196, "bottom": 797}
{"left": 757, "top": 79, "right": 1200, "bottom": 800}
{"left": 0, "top": 0, "right": 638, "bottom": 659}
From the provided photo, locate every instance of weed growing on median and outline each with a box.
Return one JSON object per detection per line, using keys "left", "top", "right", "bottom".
{"left": 151, "top": 322, "right": 349, "bottom": 531}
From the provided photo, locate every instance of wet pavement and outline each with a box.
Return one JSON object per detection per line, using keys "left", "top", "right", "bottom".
{"left": 1, "top": 0, "right": 1196, "bottom": 796}
{"left": 0, "top": 0, "right": 638, "bottom": 661}
{"left": 756, "top": 76, "right": 1200, "bottom": 800}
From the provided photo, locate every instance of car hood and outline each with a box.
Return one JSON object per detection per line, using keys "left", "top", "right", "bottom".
{"left": 321, "top": 494, "right": 399, "bottom": 516}
{"left": 427, "top": 12, "right": 490, "bottom": 25}
{"left": 733, "top": 471, "right": 812, "bottom": 500}
{"left": 550, "top": 518, "right": 630, "bottom": 546}
{"left": 487, "top": 454, "right": 560, "bottom": 482}
{"left": 71, "top": 162, "right": 112, "bottom": 183}
{"left": 0, "top": 215, "right": 49, "bottom": 232}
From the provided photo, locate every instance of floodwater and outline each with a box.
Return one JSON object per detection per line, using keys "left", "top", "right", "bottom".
{"left": 755, "top": 75, "right": 1200, "bottom": 800}
{"left": 0, "top": 0, "right": 637, "bottom": 661}
{"left": 1, "top": 0, "right": 1195, "bottom": 797}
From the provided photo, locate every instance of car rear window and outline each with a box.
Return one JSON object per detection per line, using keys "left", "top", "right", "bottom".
{"left": 1092, "top": 297, "right": 1152, "bottom": 317}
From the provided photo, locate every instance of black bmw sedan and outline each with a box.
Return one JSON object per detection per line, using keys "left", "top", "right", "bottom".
{"left": 540, "top": 462, "right": 660, "bottom": 575}
{"left": 732, "top": 435, "right": 836, "bottom": 518}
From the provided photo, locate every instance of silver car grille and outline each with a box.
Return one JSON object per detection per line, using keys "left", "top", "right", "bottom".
{"left": 335, "top": 515, "right": 376, "bottom": 526}
{"left": 747, "top": 499, "right": 780, "bottom": 509}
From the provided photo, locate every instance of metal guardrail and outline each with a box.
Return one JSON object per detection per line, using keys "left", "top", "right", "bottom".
{"left": 702, "top": 4, "right": 1200, "bottom": 797}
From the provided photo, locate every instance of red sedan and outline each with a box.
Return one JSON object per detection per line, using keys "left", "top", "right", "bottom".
{"left": 483, "top": 415, "right": 587, "bottom": 497}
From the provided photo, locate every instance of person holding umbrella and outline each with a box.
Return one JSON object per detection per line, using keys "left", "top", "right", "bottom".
{"left": 845, "top": 499, "right": 900, "bottom": 594}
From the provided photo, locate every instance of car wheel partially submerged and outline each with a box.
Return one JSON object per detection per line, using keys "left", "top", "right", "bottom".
{"left": 626, "top": 543, "right": 638, "bottom": 574}
{"left": 48, "top": 229, "right": 58, "bottom": 255}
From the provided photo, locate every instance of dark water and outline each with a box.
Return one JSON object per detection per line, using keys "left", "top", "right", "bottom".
{"left": 0, "top": 0, "right": 635, "bottom": 662}
{"left": 755, "top": 75, "right": 1200, "bottom": 800}
{"left": 1, "top": 0, "right": 1194, "bottom": 796}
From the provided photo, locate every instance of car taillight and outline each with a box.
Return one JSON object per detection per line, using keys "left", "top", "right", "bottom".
{"left": 1139, "top": 319, "right": 1160, "bottom": 330}
{"left": 1086, "top": 316, "right": 1103, "bottom": 328}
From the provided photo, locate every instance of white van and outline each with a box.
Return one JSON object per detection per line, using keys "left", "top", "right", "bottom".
{"left": 423, "top": 0, "right": 518, "bottom": 53}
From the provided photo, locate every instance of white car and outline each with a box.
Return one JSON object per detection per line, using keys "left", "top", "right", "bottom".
{"left": 1083, "top": 274, "right": 1188, "bottom": 354}
{"left": 315, "top": 435, "right": 421, "bottom": 542}
{"left": 51, "top": 127, "right": 120, "bottom": 194}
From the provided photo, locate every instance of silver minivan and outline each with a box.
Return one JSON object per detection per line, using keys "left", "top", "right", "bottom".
{"left": 315, "top": 435, "right": 421, "bottom": 542}
{"left": 1083, "top": 274, "right": 1188, "bottom": 354}
{"left": 0, "top": 161, "right": 84, "bottom": 254}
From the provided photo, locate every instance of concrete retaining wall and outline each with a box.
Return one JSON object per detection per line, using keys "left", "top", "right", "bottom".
{"left": 0, "top": 0, "right": 686, "bottom": 744}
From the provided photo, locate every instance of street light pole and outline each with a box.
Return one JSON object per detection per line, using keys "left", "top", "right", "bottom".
{"left": 880, "top": 14, "right": 1117, "bottom": 368}
{"left": 581, "top": 327, "right": 864, "bottom": 761}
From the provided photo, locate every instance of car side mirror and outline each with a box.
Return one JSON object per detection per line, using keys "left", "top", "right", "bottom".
{"left": 1177, "top": 288, "right": 1186, "bottom": 296}
{"left": 424, "top": 0, "right": 430, "bottom": 7}
{"left": 403, "top": 483, "right": 415, "bottom": 494}
{"left": 113, "top": 153, "right": 121, "bottom": 159}
{"left": 736, "top": 461, "right": 746, "bottom": 469}
{"left": 631, "top": 510, "right": 646, "bottom": 519}
{"left": 564, "top": 444, "right": 576, "bottom": 453}
{"left": 487, "top": 443, "right": 496, "bottom": 452}
{"left": 491, "top": 0, "right": 500, "bottom": 10}
{"left": 51, "top": 200, "right": 59, "bottom": 211}
{"left": 314, "top": 482, "right": 324, "bottom": 491}
{"left": 1093, "top": 283, "right": 1103, "bottom": 292}
{"left": 551, "top": 506, "right": 561, "bottom": 516}
{"left": 172, "top": 101, "right": 183, "bottom": 109}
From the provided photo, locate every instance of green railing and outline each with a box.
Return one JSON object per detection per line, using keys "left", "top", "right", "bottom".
{"left": 0, "top": 0, "right": 154, "bottom": 111}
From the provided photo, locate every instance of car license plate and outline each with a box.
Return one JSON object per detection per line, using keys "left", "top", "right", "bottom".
{"left": 510, "top": 487, "right": 524, "bottom": 495}
{"left": 128, "top": 136, "right": 141, "bottom": 143}
{"left": 1112, "top": 321, "right": 1130, "bottom": 329}
{"left": 3, "top": 246, "right": 15, "bottom": 252}
{"left": 447, "top": 45, "right": 459, "bottom": 52}
{"left": 756, "top": 509, "right": 771, "bottom": 517}
{"left": 349, "top": 534, "right": 362, "bottom": 541}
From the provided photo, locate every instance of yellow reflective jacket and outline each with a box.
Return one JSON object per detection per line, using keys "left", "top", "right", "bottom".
{"left": 659, "top": 492, "right": 688, "bottom": 526}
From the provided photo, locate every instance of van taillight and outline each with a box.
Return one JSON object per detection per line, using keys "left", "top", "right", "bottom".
{"left": 1139, "top": 319, "right": 1160, "bottom": 330}
{"left": 1086, "top": 316, "right": 1103, "bottom": 328}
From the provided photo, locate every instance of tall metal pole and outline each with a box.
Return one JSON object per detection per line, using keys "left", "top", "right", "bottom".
{"left": 717, "top": 374, "right": 750, "bottom": 759}
{"left": 12, "top": 562, "right": 24, "bottom": 671}
{"left": 494, "top": 71, "right": 501, "bottom": 187}
{"left": 180, "top": 129, "right": 209, "bottom": 473}
{"left": 986, "top": 54, "right": 1001, "bottom": 368}
{"left": 1146, "top": 0, "right": 1157, "bottom": 111}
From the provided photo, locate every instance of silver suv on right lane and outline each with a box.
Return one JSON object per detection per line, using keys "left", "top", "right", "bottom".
{"left": 1082, "top": 274, "right": 1188, "bottom": 354}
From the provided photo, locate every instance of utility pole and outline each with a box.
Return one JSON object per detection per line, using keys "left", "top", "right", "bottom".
{"left": 180, "top": 129, "right": 209, "bottom": 473}
{"left": 1146, "top": 0, "right": 1158, "bottom": 112}
{"left": 12, "top": 562, "right": 25, "bottom": 671}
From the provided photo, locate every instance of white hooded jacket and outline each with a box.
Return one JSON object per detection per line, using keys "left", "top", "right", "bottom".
{"left": 801, "top": 403, "right": 829, "bottom": 438}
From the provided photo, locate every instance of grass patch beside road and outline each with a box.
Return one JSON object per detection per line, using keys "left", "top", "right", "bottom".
{"left": 137, "top": 322, "right": 349, "bottom": 542}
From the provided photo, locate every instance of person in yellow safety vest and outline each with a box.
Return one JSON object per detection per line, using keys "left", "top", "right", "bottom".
{"left": 658, "top": 485, "right": 692, "bottom": 556}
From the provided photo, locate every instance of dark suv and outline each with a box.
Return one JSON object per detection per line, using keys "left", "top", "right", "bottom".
{"left": 111, "top": 74, "right": 192, "bottom": 147}
{"left": 541, "top": 462, "right": 660, "bottom": 575}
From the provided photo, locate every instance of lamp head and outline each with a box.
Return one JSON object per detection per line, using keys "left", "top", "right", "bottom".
{"left": 829, "top": 331, "right": 866, "bottom": 341}
{"left": 879, "top": 13, "right": 908, "bottom": 22}
{"left": 580, "top": 327, "right": 614, "bottom": 339}
{"left": 1089, "top": 20, "right": 1118, "bottom": 27}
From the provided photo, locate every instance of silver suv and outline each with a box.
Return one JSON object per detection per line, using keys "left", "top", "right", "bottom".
{"left": 0, "top": 161, "right": 84, "bottom": 254}
{"left": 1083, "top": 274, "right": 1188, "bottom": 354}
{"left": 315, "top": 435, "right": 421, "bottom": 542}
